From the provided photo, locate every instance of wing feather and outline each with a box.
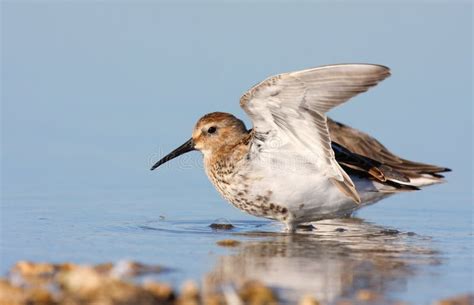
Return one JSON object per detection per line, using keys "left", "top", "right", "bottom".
{"left": 240, "top": 64, "right": 391, "bottom": 203}
{"left": 328, "top": 118, "right": 451, "bottom": 178}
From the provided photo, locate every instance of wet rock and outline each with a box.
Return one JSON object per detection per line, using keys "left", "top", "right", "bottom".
{"left": 58, "top": 265, "right": 104, "bottom": 295}
{"left": 109, "top": 260, "right": 162, "bottom": 278}
{"left": 3, "top": 261, "right": 167, "bottom": 305}
{"left": 296, "top": 224, "right": 315, "bottom": 231}
{"left": 216, "top": 239, "right": 241, "bottom": 247}
{"left": 59, "top": 266, "right": 158, "bottom": 305}
{"left": 434, "top": 293, "right": 474, "bottom": 305}
{"left": 143, "top": 281, "right": 174, "bottom": 301}
{"left": 13, "top": 261, "right": 56, "bottom": 277}
{"left": 356, "top": 289, "right": 379, "bottom": 301}
{"left": 0, "top": 279, "right": 56, "bottom": 305}
{"left": 93, "top": 262, "right": 115, "bottom": 274}
{"left": 10, "top": 261, "right": 77, "bottom": 289}
{"left": 2, "top": 260, "right": 471, "bottom": 305}
{"left": 178, "top": 280, "right": 200, "bottom": 305}
{"left": 0, "top": 279, "right": 27, "bottom": 305}
{"left": 209, "top": 218, "right": 235, "bottom": 230}
{"left": 12, "top": 261, "right": 79, "bottom": 278}
{"left": 209, "top": 223, "right": 235, "bottom": 230}
{"left": 24, "top": 289, "right": 56, "bottom": 305}
{"left": 239, "top": 280, "right": 278, "bottom": 305}
{"left": 181, "top": 280, "right": 199, "bottom": 297}
{"left": 91, "top": 261, "right": 163, "bottom": 278}
{"left": 299, "top": 295, "right": 321, "bottom": 305}
{"left": 380, "top": 229, "right": 400, "bottom": 235}
{"left": 202, "top": 294, "right": 224, "bottom": 305}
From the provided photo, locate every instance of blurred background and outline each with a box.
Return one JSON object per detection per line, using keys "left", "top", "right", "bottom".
{"left": 1, "top": 1, "right": 472, "bottom": 304}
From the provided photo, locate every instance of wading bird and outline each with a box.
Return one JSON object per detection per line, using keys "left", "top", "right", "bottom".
{"left": 150, "top": 64, "right": 449, "bottom": 231}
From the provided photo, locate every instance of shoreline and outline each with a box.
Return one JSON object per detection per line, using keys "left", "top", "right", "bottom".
{"left": 0, "top": 260, "right": 471, "bottom": 305}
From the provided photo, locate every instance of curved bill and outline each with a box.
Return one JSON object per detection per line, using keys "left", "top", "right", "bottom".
{"left": 150, "top": 138, "right": 195, "bottom": 171}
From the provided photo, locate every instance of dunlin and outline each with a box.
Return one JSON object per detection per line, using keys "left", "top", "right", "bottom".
{"left": 151, "top": 64, "right": 449, "bottom": 231}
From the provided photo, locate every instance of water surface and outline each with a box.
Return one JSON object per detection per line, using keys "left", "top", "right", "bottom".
{"left": 1, "top": 2, "right": 472, "bottom": 304}
{"left": 1, "top": 186, "right": 472, "bottom": 304}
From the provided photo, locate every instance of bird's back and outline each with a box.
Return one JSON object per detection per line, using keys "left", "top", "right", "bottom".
{"left": 327, "top": 118, "right": 450, "bottom": 188}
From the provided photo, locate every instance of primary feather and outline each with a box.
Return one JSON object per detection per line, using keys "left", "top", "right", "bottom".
{"left": 240, "top": 64, "right": 391, "bottom": 203}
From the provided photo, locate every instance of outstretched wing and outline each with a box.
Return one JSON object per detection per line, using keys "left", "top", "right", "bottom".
{"left": 240, "top": 64, "right": 391, "bottom": 203}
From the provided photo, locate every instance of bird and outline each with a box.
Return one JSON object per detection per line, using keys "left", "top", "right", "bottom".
{"left": 150, "top": 64, "right": 450, "bottom": 232}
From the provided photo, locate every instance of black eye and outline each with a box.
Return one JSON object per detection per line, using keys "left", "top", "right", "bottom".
{"left": 207, "top": 126, "right": 217, "bottom": 134}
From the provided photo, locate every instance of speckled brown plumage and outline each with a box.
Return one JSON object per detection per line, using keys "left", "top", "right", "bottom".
{"left": 327, "top": 118, "right": 450, "bottom": 180}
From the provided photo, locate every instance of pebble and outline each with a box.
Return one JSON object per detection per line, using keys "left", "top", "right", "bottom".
{"left": 380, "top": 229, "right": 400, "bottom": 235}
{"left": 356, "top": 289, "right": 379, "bottom": 301}
{"left": 298, "top": 295, "right": 321, "bottom": 305}
{"left": 239, "top": 280, "right": 278, "bottom": 305}
{"left": 434, "top": 294, "right": 474, "bottom": 305}
{"left": 0, "top": 261, "right": 470, "bottom": 305}
{"left": 143, "top": 281, "right": 174, "bottom": 301}
{"left": 216, "top": 239, "right": 241, "bottom": 247}
{"left": 209, "top": 223, "right": 235, "bottom": 230}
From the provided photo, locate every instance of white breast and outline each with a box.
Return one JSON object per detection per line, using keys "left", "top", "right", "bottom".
{"left": 225, "top": 149, "right": 388, "bottom": 225}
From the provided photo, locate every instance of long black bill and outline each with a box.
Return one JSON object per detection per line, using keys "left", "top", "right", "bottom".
{"left": 150, "top": 138, "right": 195, "bottom": 171}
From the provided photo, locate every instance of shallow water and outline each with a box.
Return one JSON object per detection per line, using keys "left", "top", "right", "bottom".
{"left": 1, "top": 3, "right": 472, "bottom": 304}
{"left": 0, "top": 185, "right": 472, "bottom": 304}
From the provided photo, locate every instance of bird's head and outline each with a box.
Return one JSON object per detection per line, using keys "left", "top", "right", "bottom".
{"left": 150, "top": 112, "right": 247, "bottom": 171}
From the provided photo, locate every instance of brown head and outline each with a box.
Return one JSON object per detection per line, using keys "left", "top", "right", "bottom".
{"left": 150, "top": 112, "right": 247, "bottom": 170}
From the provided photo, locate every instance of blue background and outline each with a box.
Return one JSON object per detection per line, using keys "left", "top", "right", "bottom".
{"left": 1, "top": 2, "right": 472, "bottom": 303}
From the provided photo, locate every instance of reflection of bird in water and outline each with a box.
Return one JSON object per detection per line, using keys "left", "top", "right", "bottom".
{"left": 203, "top": 218, "right": 439, "bottom": 304}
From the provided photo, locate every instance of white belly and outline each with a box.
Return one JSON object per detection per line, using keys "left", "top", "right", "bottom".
{"left": 211, "top": 155, "right": 388, "bottom": 226}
